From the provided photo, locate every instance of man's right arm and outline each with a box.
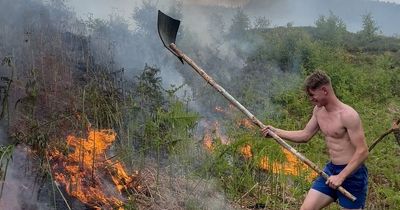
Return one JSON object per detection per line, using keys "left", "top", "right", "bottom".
{"left": 262, "top": 106, "right": 319, "bottom": 143}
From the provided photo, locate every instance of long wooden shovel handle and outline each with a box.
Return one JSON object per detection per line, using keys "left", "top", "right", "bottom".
{"left": 170, "top": 43, "right": 357, "bottom": 202}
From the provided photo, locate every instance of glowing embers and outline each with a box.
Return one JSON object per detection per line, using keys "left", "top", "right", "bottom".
{"left": 48, "top": 128, "right": 142, "bottom": 209}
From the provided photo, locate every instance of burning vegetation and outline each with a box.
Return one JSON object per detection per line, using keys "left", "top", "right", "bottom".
{"left": 48, "top": 128, "right": 145, "bottom": 209}
{"left": 203, "top": 106, "right": 317, "bottom": 181}
{"left": 0, "top": 0, "right": 400, "bottom": 209}
{"left": 202, "top": 120, "right": 230, "bottom": 151}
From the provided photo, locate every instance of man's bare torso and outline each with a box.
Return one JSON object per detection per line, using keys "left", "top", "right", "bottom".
{"left": 315, "top": 104, "right": 356, "bottom": 165}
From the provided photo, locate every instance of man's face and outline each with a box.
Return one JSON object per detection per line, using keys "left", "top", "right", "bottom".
{"left": 307, "top": 87, "right": 327, "bottom": 107}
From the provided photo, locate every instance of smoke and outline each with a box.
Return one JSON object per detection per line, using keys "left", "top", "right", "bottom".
{"left": 0, "top": 124, "right": 51, "bottom": 210}
{"left": 1, "top": 0, "right": 398, "bottom": 208}
{"left": 0, "top": 0, "right": 241, "bottom": 207}
{"left": 0, "top": 145, "right": 53, "bottom": 210}
{"left": 65, "top": 0, "right": 262, "bottom": 115}
{"left": 0, "top": 145, "right": 85, "bottom": 210}
{"left": 64, "top": 0, "right": 400, "bottom": 117}
{"left": 132, "top": 159, "right": 240, "bottom": 210}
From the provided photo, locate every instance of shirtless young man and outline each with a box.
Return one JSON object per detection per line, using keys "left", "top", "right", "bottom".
{"left": 261, "top": 70, "right": 369, "bottom": 210}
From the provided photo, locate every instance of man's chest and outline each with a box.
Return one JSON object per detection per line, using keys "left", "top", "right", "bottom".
{"left": 317, "top": 112, "right": 347, "bottom": 138}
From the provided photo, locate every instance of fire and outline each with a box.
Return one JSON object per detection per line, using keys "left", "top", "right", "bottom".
{"left": 257, "top": 149, "right": 317, "bottom": 180}
{"left": 240, "top": 144, "right": 253, "bottom": 158}
{"left": 201, "top": 119, "right": 317, "bottom": 180}
{"left": 234, "top": 115, "right": 317, "bottom": 180}
{"left": 213, "top": 104, "right": 238, "bottom": 117}
{"left": 203, "top": 129, "right": 214, "bottom": 151}
{"left": 48, "top": 128, "right": 141, "bottom": 209}
{"left": 214, "top": 106, "right": 225, "bottom": 113}
{"left": 202, "top": 120, "right": 230, "bottom": 151}
{"left": 237, "top": 118, "right": 255, "bottom": 129}
{"left": 203, "top": 105, "right": 317, "bottom": 181}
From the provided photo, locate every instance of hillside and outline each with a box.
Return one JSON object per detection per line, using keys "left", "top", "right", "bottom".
{"left": 0, "top": 0, "right": 399, "bottom": 209}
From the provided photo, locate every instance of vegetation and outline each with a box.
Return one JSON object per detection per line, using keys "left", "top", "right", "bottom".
{"left": 0, "top": 0, "right": 399, "bottom": 209}
{"left": 208, "top": 10, "right": 400, "bottom": 210}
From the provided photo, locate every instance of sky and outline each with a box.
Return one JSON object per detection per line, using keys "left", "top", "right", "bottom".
{"left": 380, "top": 0, "right": 400, "bottom": 2}
{"left": 53, "top": 0, "right": 400, "bottom": 38}
{"left": 60, "top": 0, "right": 400, "bottom": 37}
{"left": 63, "top": 0, "right": 400, "bottom": 25}
{"left": 64, "top": 0, "right": 247, "bottom": 21}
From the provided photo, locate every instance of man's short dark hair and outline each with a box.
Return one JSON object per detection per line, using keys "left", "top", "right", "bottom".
{"left": 304, "top": 70, "right": 331, "bottom": 92}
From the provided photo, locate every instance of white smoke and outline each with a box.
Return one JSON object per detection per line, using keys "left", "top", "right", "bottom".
{"left": 0, "top": 144, "right": 52, "bottom": 210}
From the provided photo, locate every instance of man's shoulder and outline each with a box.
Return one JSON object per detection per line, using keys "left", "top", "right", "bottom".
{"left": 312, "top": 105, "right": 321, "bottom": 115}
{"left": 340, "top": 104, "right": 361, "bottom": 125}
{"left": 341, "top": 104, "right": 359, "bottom": 117}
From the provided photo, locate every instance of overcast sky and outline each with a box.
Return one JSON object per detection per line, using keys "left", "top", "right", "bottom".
{"left": 60, "top": 0, "right": 400, "bottom": 36}
{"left": 381, "top": 0, "right": 400, "bottom": 3}
{"left": 64, "top": 0, "right": 400, "bottom": 20}
{"left": 64, "top": 0, "right": 250, "bottom": 20}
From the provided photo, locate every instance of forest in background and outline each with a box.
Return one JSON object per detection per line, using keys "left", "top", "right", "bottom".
{"left": 0, "top": 0, "right": 399, "bottom": 209}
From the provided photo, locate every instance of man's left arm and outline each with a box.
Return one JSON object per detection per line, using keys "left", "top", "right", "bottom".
{"left": 326, "top": 109, "right": 369, "bottom": 189}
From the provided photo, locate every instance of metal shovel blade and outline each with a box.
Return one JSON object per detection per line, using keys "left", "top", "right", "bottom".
{"left": 157, "top": 10, "right": 183, "bottom": 63}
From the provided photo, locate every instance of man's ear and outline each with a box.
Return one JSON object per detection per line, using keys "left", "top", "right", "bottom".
{"left": 321, "top": 86, "right": 328, "bottom": 95}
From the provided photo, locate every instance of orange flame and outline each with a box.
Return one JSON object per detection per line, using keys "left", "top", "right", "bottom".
{"left": 234, "top": 117, "right": 316, "bottom": 179}
{"left": 203, "top": 129, "right": 214, "bottom": 151}
{"left": 204, "top": 104, "right": 317, "bottom": 181}
{"left": 48, "top": 128, "right": 140, "bottom": 209}
{"left": 202, "top": 120, "right": 230, "bottom": 151}
{"left": 240, "top": 144, "right": 253, "bottom": 158}
{"left": 250, "top": 147, "right": 317, "bottom": 181}
{"left": 214, "top": 106, "right": 225, "bottom": 113}
{"left": 237, "top": 118, "right": 255, "bottom": 129}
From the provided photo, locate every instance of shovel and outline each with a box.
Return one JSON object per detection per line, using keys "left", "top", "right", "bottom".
{"left": 157, "top": 10, "right": 356, "bottom": 202}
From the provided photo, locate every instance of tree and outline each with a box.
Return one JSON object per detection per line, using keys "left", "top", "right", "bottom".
{"left": 315, "top": 11, "right": 347, "bottom": 46}
{"left": 358, "top": 12, "right": 379, "bottom": 42}
{"left": 135, "top": 65, "right": 164, "bottom": 114}
{"left": 228, "top": 8, "right": 250, "bottom": 40}
{"left": 253, "top": 16, "right": 270, "bottom": 30}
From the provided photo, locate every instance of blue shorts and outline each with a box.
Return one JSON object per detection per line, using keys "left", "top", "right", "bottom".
{"left": 311, "top": 162, "right": 368, "bottom": 209}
